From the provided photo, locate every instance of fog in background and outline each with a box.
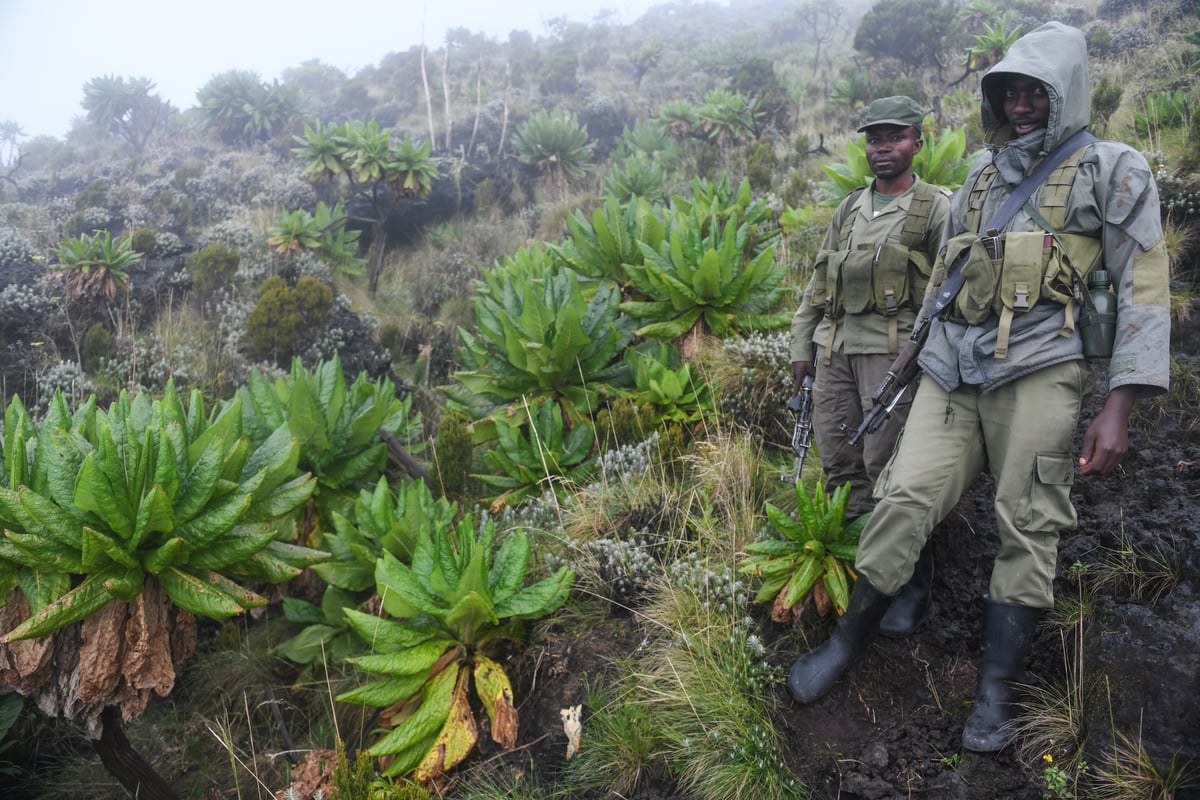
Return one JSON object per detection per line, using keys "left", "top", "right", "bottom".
{"left": 0, "top": 0, "right": 668, "bottom": 139}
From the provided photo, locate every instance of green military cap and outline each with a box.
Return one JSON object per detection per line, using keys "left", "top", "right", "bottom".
{"left": 856, "top": 95, "right": 926, "bottom": 132}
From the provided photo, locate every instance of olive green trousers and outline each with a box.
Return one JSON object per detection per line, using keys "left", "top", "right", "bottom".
{"left": 812, "top": 346, "right": 912, "bottom": 519}
{"left": 855, "top": 360, "right": 1093, "bottom": 608}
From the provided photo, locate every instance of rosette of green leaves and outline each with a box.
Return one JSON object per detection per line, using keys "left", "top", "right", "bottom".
{"left": 739, "top": 480, "right": 868, "bottom": 616}
{"left": 671, "top": 176, "right": 779, "bottom": 252}
{"left": 275, "top": 476, "right": 458, "bottom": 665}
{"left": 553, "top": 195, "right": 666, "bottom": 285}
{"left": 0, "top": 394, "right": 53, "bottom": 604}
{"left": 313, "top": 200, "right": 365, "bottom": 277}
{"left": 625, "top": 343, "right": 714, "bottom": 426}
{"left": 621, "top": 207, "right": 790, "bottom": 340}
{"left": 51, "top": 230, "right": 141, "bottom": 301}
{"left": 267, "top": 208, "right": 322, "bottom": 255}
{"left": 477, "top": 400, "right": 597, "bottom": 509}
{"left": 338, "top": 517, "right": 574, "bottom": 780}
{"left": 240, "top": 355, "right": 419, "bottom": 526}
{"left": 0, "top": 384, "right": 322, "bottom": 642}
{"left": 448, "top": 247, "right": 636, "bottom": 432}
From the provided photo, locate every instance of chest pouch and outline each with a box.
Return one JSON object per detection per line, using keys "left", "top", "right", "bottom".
{"left": 825, "top": 248, "right": 872, "bottom": 316}
{"left": 809, "top": 257, "right": 830, "bottom": 311}
{"left": 992, "top": 232, "right": 1048, "bottom": 358}
{"left": 945, "top": 233, "right": 998, "bottom": 325}
{"left": 871, "top": 242, "right": 916, "bottom": 317}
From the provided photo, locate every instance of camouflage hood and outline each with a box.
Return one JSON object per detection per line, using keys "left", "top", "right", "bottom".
{"left": 979, "top": 22, "right": 1091, "bottom": 151}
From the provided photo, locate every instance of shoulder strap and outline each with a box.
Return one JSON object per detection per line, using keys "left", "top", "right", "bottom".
{"left": 899, "top": 180, "right": 938, "bottom": 251}
{"left": 836, "top": 187, "right": 868, "bottom": 250}
{"left": 983, "top": 130, "right": 1098, "bottom": 234}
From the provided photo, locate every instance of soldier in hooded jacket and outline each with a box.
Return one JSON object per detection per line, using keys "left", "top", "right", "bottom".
{"left": 785, "top": 22, "right": 1171, "bottom": 753}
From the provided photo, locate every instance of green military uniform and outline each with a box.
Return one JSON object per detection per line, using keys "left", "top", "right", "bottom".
{"left": 787, "top": 23, "right": 1170, "bottom": 754}
{"left": 855, "top": 22, "right": 1171, "bottom": 608}
{"left": 790, "top": 108, "right": 950, "bottom": 517}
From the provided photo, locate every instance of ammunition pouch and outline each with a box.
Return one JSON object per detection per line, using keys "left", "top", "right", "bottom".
{"left": 813, "top": 243, "right": 930, "bottom": 319}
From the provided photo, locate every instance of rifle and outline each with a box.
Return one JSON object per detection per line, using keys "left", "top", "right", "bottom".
{"left": 843, "top": 317, "right": 931, "bottom": 447}
{"left": 783, "top": 374, "right": 815, "bottom": 485}
{"left": 843, "top": 238, "right": 975, "bottom": 447}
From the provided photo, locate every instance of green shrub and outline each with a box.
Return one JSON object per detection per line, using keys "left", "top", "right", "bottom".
{"left": 745, "top": 137, "right": 778, "bottom": 192}
{"left": 244, "top": 275, "right": 333, "bottom": 365}
{"left": 432, "top": 412, "right": 474, "bottom": 500}
{"left": 1092, "top": 75, "right": 1123, "bottom": 133}
{"left": 473, "top": 177, "right": 499, "bottom": 216}
{"left": 1088, "top": 24, "right": 1113, "bottom": 55}
{"left": 595, "top": 396, "right": 656, "bottom": 451}
{"left": 129, "top": 227, "right": 158, "bottom": 255}
{"left": 74, "top": 179, "right": 108, "bottom": 211}
{"left": 379, "top": 320, "right": 405, "bottom": 360}
{"left": 187, "top": 243, "right": 241, "bottom": 297}
{"left": 173, "top": 160, "right": 204, "bottom": 189}
{"left": 81, "top": 322, "right": 115, "bottom": 373}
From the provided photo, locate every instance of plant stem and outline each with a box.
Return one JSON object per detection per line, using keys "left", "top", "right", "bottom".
{"left": 94, "top": 707, "right": 180, "bottom": 800}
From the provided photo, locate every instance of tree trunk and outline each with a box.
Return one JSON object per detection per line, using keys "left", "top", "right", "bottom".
{"left": 498, "top": 62, "right": 511, "bottom": 160}
{"left": 367, "top": 220, "right": 387, "bottom": 296}
{"left": 94, "top": 707, "right": 180, "bottom": 800}
{"left": 420, "top": 44, "right": 436, "bottom": 149}
{"left": 442, "top": 45, "right": 453, "bottom": 153}
{"left": 468, "top": 55, "right": 482, "bottom": 159}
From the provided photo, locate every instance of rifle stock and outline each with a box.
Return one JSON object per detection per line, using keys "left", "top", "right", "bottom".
{"left": 844, "top": 316, "right": 930, "bottom": 447}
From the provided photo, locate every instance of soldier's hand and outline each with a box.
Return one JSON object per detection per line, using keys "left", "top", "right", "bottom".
{"left": 792, "top": 361, "right": 815, "bottom": 396}
{"left": 1079, "top": 386, "right": 1135, "bottom": 476}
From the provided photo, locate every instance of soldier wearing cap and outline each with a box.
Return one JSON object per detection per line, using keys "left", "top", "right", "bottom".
{"left": 789, "top": 95, "right": 950, "bottom": 636}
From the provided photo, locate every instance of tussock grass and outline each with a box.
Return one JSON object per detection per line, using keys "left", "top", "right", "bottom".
{"left": 1089, "top": 726, "right": 1198, "bottom": 800}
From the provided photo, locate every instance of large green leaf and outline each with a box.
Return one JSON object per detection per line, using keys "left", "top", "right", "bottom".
{"left": 1, "top": 566, "right": 137, "bottom": 642}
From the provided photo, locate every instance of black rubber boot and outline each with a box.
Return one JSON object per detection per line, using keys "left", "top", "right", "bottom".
{"left": 879, "top": 540, "right": 934, "bottom": 638}
{"left": 961, "top": 597, "right": 1041, "bottom": 752}
{"left": 787, "top": 577, "right": 893, "bottom": 704}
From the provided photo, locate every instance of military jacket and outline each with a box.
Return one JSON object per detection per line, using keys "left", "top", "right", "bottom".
{"left": 790, "top": 177, "right": 949, "bottom": 362}
{"left": 917, "top": 22, "right": 1170, "bottom": 397}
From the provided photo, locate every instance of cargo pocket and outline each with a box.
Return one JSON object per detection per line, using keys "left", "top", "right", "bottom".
{"left": 1016, "top": 452, "right": 1077, "bottom": 532}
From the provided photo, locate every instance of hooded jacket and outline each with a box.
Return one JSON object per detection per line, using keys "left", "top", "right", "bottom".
{"left": 918, "top": 22, "right": 1170, "bottom": 396}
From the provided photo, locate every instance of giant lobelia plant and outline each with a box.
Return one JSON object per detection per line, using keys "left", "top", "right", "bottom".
{"left": 621, "top": 204, "right": 791, "bottom": 342}
{"left": 275, "top": 476, "right": 459, "bottom": 666}
{"left": 239, "top": 354, "right": 421, "bottom": 541}
{"left": 739, "top": 480, "right": 867, "bottom": 622}
{"left": 553, "top": 194, "right": 667, "bottom": 286}
{"left": 476, "top": 398, "right": 597, "bottom": 509}
{"left": 0, "top": 385, "right": 321, "bottom": 799}
{"left": 447, "top": 245, "right": 636, "bottom": 433}
{"left": 338, "top": 516, "right": 575, "bottom": 781}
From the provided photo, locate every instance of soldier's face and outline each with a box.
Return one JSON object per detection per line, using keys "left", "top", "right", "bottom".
{"left": 863, "top": 125, "right": 922, "bottom": 180}
{"left": 1002, "top": 77, "right": 1050, "bottom": 136}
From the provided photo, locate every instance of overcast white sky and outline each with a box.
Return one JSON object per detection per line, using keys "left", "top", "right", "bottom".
{"left": 0, "top": 0, "right": 661, "bottom": 140}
